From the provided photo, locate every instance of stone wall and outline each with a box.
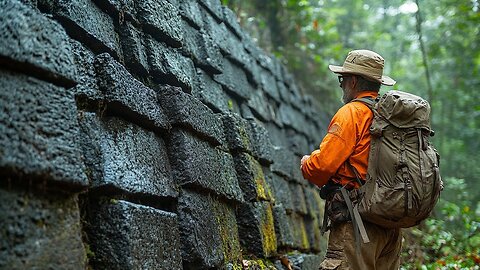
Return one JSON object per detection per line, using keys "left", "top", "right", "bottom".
{"left": 0, "top": 0, "right": 329, "bottom": 269}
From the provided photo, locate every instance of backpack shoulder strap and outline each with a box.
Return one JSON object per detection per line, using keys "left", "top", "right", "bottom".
{"left": 351, "top": 96, "right": 376, "bottom": 111}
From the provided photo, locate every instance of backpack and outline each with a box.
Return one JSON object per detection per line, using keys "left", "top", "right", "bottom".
{"left": 354, "top": 90, "right": 443, "bottom": 229}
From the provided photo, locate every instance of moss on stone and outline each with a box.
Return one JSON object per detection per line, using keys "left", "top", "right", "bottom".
{"left": 260, "top": 203, "right": 277, "bottom": 257}
{"left": 210, "top": 196, "right": 242, "bottom": 266}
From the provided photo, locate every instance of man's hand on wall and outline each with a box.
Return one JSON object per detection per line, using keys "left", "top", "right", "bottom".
{"left": 300, "top": 155, "right": 310, "bottom": 170}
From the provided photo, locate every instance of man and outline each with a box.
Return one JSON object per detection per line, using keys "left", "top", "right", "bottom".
{"left": 300, "top": 50, "right": 402, "bottom": 269}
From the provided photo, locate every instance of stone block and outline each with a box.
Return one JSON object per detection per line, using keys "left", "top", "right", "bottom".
{"left": 288, "top": 213, "right": 310, "bottom": 251}
{"left": 221, "top": 113, "right": 252, "bottom": 154}
{"left": 271, "top": 146, "right": 302, "bottom": 182}
{"left": 69, "top": 39, "right": 103, "bottom": 102}
{"left": 0, "top": 187, "right": 86, "bottom": 269}
{"left": 247, "top": 90, "right": 274, "bottom": 122}
{"left": 277, "top": 81, "right": 291, "bottom": 104}
{"left": 224, "top": 33, "right": 249, "bottom": 69}
{"left": 119, "top": 21, "right": 149, "bottom": 76}
{"left": 289, "top": 182, "right": 308, "bottom": 215}
{"left": 233, "top": 152, "right": 272, "bottom": 202}
{"left": 192, "top": 69, "right": 230, "bottom": 113}
{"left": 304, "top": 185, "right": 324, "bottom": 221}
{"left": 236, "top": 201, "right": 277, "bottom": 258}
{"left": 222, "top": 6, "right": 242, "bottom": 40}
{"left": 167, "top": 129, "right": 244, "bottom": 203}
{"left": 264, "top": 123, "right": 289, "bottom": 148}
{"left": 181, "top": 22, "right": 223, "bottom": 74}
{"left": 38, "top": 0, "right": 122, "bottom": 60}
{"left": 260, "top": 69, "right": 280, "bottom": 101}
{"left": 0, "top": 71, "right": 88, "bottom": 188}
{"left": 277, "top": 104, "right": 309, "bottom": 136}
{"left": 94, "top": 53, "right": 170, "bottom": 132}
{"left": 178, "top": 190, "right": 241, "bottom": 269}
{"left": 0, "top": 1, "right": 77, "bottom": 87}
{"left": 214, "top": 58, "right": 252, "bottom": 101}
{"left": 145, "top": 37, "right": 195, "bottom": 92}
{"left": 268, "top": 173, "right": 294, "bottom": 212}
{"left": 287, "top": 129, "right": 311, "bottom": 156}
{"left": 257, "top": 53, "right": 276, "bottom": 76}
{"left": 202, "top": 13, "right": 231, "bottom": 56}
{"left": 157, "top": 85, "right": 225, "bottom": 146}
{"left": 179, "top": 1, "right": 203, "bottom": 29}
{"left": 286, "top": 253, "right": 323, "bottom": 270}
{"left": 247, "top": 120, "right": 274, "bottom": 165}
{"left": 93, "top": 0, "right": 138, "bottom": 24}
{"left": 197, "top": 0, "right": 223, "bottom": 21}
{"left": 136, "top": 0, "right": 182, "bottom": 47}
{"left": 78, "top": 113, "right": 178, "bottom": 199}
{"left": 211, "top": 197, "right": 243, "bottom": 266}
{"left": 304, "top": 216, "right": 322, "bottom": 252}
{"left": 242, "top": 53, "right": 261, "bottom": 88}
{"left": 87, "top": 200, "right": 182, "bottom": 269}
{"left": 272, "top": 204, "right": 294, "bottom": 248}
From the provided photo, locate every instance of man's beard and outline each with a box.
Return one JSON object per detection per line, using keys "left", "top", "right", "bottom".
{"left": 342, "top": 88, "right": 354, "bottom": 104}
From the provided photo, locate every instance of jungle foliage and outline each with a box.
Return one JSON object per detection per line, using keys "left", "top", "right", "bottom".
{"left": 222, "top": 0, "right": 480, "bottom": 268}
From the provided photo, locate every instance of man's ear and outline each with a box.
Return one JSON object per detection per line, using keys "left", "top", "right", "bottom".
{"left": 351, "top": 75, "right": 358, "bottom": 90}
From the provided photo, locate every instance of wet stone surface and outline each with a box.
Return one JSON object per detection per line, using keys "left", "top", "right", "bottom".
{"left": 38, "top": 0, "right": 122, "bottom": 59}
{"left": 236, "top": 201, "right": 278, "bottom": 258}
{"left": 178, "top": 190, "right": 225, "bottom": 269}
{"left": 233, "top": 152, "right": 271, "bottom": 202}
{"left": 0, "top": 0, "right": 77, "bottom": 86}
{"left": 214, "top": 58, "right": 253, "bottom": 101}
{"left": 157, "top": 85, "right": 225, "bottom": 146}
{"left": 145, "top": 37, "right": 196, "bottom": 92}
{"left": 222, "top": 113, "right": 253, "bottom": 154}
{"left": 181, "top": 22, "right": 223, "bottom": 74}
{"left": 192, "top": 69, "right": 230, "bottom": 113}
{"left": 178, "top": 0, "right": 203, "bottom": 29}
{"left": 167, "top": 129, "right": 244, "bottom": 203}
{"left": 0, "top": 188, "right": 86, "bottom": 270}
{"left": 0, "top": 71, "right": 87, "bottom": 188}
{"left": 94, "top": 53, "right": 170, "bottom": 132}
{"left": 247, "top": 120, "right": 274, "bottom": 165}
{"left": 272, "top": 204, "right": 295, "bottom": 249}
{"left": 119, "top": 21, "right": 149, "bottom": 76}
{"left": 87, "top": 200, "right": 182, "bottom": 270}
{"left": 136, "top": 0, "right": 183, "bottom": 47}
{"left": 78, "top": 113, "right": 178, "bottom": 199}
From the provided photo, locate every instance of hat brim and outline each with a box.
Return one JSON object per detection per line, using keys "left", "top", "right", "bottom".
{"left": 328, "top": 64, "right": 396, "bottom": 86}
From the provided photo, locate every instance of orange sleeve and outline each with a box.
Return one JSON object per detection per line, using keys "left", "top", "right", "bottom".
{"left": 301, "top": 105, "right": 357, "bottom": 187}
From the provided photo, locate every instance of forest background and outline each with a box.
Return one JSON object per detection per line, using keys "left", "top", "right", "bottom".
{"left": 221, "top": 0, "right": 480, "bottom": 268}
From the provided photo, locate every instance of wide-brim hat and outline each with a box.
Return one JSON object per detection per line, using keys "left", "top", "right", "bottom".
{"left": 328, "top": 49, "right": 396, "bottom": 86}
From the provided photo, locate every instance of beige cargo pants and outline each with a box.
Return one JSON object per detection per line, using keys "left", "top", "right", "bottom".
{"left": 319, "top": 221, "right": 402, "bottom": 270}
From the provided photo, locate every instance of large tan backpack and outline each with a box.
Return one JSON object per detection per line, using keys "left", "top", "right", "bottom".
{"left": 354, "top": 90, "right": 443, "bottom": 229}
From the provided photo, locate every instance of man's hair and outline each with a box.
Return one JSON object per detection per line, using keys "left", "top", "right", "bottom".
{"left": 356, "top": 76, "right": 381, "bottom": 92}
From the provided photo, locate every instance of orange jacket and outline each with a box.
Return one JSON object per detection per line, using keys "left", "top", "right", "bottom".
{"left": 301, "top": 91, "right": 378, "bottom": 189}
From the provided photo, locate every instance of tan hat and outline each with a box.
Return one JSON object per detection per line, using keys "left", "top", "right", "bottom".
{"left": 328, "top": 49, "right": 396, "bottom": 86}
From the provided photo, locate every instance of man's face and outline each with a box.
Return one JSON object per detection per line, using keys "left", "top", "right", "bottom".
{"left": 339, "top": 75, "right": 356, "bottom": 104}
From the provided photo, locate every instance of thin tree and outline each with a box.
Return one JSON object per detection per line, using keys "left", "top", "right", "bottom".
{"left": 414, "top": 0, "right": 434, "bottom": 103}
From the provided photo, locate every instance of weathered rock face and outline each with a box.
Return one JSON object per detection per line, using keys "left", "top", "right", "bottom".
{"left": 0, "top": 0, "right": 327, "bottom": 269}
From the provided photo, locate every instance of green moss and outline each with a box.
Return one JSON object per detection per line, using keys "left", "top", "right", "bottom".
{"left": 260, "top": 203, "right": 277, "bottom": 257}
{"left": 238, "top": 124, "right": 252, "bottom": 150}
{"left": 84, "top": 243, "right": 95, "bottom": 259}
{"left": 250, "top": 155, "right": 272, "bottom": 201}
{"left": 210, "top": 196, "right": 242, "bottom": 265}
{"left": 228, "top": 99, "right": 234, "bottom": 110}
{"left": 109, "top": 198, "right": 119, "bottom": 204}
{"left": 301, "top": 223, "right": 310, "bottom": 250}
